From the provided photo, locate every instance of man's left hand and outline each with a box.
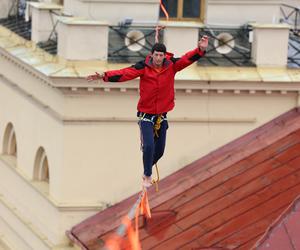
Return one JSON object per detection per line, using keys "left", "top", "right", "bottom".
{"left": 198, "top": 35, "right": 209, "bottom": 51}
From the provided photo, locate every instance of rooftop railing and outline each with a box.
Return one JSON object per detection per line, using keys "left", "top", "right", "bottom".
{"left": 288, "top": 33, "right": 300, "bottom": 68}
{"left": 0, "top": 0, "right": 33, "bottom": 40}
{"left": 108, "top": 25, "right": 162, "bottom": 63}
{"left": 280, "top": 4, "right": 300, "bottom": 35}
{"left": 198, "top": 26, "right": 254, "bottom": 67}
{"left": 280, "top": 4, "right": 300, "bottom": 68}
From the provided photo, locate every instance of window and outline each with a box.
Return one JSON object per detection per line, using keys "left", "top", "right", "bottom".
{"left": 32, "top": 147, "right": 50, "bottom": 194}
{"left": 160, "top": 0, "right": 205, "bottom": 21}
{"left": 3, "top": 123, "right": 17, "bottom": 157}
{"left": 33, "top": 147, "right": 49, "bottom": 183}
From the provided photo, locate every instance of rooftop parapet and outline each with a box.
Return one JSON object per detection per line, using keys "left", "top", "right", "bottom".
{"left": 251, "top": 23, "right": 290, "bottom": 67}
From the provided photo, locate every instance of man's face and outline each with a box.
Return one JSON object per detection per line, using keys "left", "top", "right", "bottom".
{"left": 152, "top": 51, "right": 165, "bottom": 67}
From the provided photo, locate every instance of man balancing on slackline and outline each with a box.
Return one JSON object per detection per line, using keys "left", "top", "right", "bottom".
{"left": 87, "top": 35, "right": 209, "bottom": 188}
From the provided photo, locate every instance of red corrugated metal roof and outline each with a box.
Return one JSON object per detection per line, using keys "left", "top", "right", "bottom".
{"left": 67, "top": 107, "right": 300, "bottom": 250}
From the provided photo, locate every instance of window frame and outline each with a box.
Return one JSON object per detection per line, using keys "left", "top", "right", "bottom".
{"left": 160, "top": 0, "right": 205, "bottom": 22}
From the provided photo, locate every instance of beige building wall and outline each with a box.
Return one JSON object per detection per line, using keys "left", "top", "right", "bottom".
{"left": 207, "top": 0, "right": 283, "bottom": 26}
{"left": 286, "top": 0, "right": 300, "bottom": 7}
{"left": 0, "top": 0, "right": 14, "bottom": 19}
{"left": 0, "top": 75, "right": 88, "bottom": 248}
{"left": 169, "top": 91, "right": 296, "bottom": 167}
{"left": 63, "top": 0, "right": 160, "bottom": 25}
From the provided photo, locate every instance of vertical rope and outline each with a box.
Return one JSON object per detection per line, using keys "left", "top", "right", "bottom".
{"left": 155, "top": 0, "right": 169, "bottom": 43}
{"left": 160, "top": 0, "right": 169, "bottom": 20}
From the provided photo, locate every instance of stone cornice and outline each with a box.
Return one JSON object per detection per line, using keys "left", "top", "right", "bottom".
{"left": 50, "top": 76, "right": 300, "bottom": 96}
{"left": 0, "top": 42, "right": 54, "bottom": 88}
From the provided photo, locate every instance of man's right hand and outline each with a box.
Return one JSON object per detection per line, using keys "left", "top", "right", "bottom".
{"left": 86, "top": 72, "right": 104, "bottom": 82}
{"left": 198, "top": 35, "right": 209, "bottom": 51}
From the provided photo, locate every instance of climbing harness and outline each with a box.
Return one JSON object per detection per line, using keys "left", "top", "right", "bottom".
{"left": 138, "top": 112, "right": 167, "bottom": 140}
{"left": 138, "top": 113, "right": 167, "bottom": 137}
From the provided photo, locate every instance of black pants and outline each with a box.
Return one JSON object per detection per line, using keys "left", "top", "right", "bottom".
{"left": 138, "top": 112, "right": 168, "bottom": 177}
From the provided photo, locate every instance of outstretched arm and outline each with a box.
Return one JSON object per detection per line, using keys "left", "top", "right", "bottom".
{"left": 173, "top": 35, "right": 208, "bottom": 72}
{"left": 86, "top": 61, "right": 146, "bottom": 82}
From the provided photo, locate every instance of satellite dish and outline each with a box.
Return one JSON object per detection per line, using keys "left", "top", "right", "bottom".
{"left": 125, "top": 30, "right": 146, "bottom": 52}
{"left": 214, "top": 32, "right": 235, "bottom": 54}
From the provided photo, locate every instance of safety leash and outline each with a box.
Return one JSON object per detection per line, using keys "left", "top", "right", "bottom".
{"left": 151, "top": 163, "right": 160, "bottom": 192}
{"left": 154, "top": 114, "right": 162, "bottom": 137}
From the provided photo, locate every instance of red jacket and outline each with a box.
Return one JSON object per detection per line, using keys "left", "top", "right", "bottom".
{"left": 103, "top": 48, "right": 205, "bottom": 114}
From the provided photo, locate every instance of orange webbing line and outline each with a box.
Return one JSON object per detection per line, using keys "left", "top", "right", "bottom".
{"left": 155, "top": 0, "right": 170, "bottom": 43}
{"left": 104, "top": 189, "right": 151, "bottom": 250}
{"left": 140, "top": 191, "right": 151, "bottom": 219}
{"left": 160, "top": 0, "right": 169, "bottom": 21}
